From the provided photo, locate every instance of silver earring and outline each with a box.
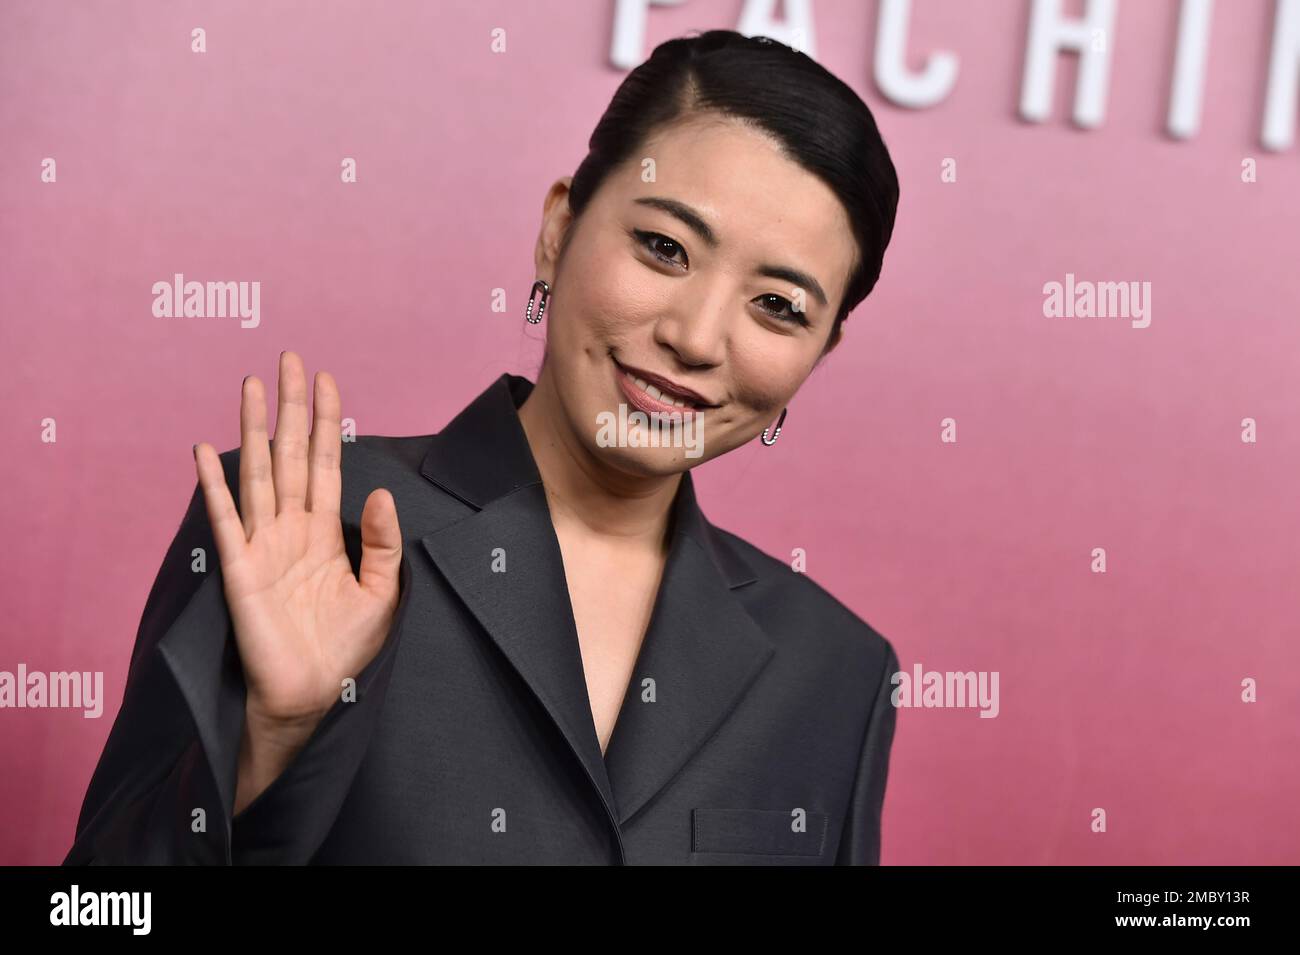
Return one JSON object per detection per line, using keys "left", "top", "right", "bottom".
{"left": 760, "top": 407, "right": 787, "bottom": 446}
{"left": 525, "top": 279, "right": 550, "bottom": 324}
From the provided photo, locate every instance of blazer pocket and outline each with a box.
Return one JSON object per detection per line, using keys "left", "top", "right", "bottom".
{"left": 691, "top": 808, "right": 829, "bottom": 857}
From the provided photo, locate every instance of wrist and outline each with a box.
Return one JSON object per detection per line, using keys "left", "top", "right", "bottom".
{"left": 235, "top": 705, "right": 328, "bottom": 817}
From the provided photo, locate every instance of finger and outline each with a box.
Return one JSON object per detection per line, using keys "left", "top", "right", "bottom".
{"left": 307, "top": 371, "right": 342, "bottom": 517}
{"left": 272, "top": 350, "right": 310, "bottom": 514}
{"left": 358, "top": 488, "right": 403, "bottom": 601}
{"left": 194, "top": 443, "right": 248, "bottom": 570}
{"left": 238, "top": 375, "right": 276, "bottom": 538}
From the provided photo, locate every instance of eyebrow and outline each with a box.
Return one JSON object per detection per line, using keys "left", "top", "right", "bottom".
{"left": 632, "top": 196, "right": 830, "bottom": 308}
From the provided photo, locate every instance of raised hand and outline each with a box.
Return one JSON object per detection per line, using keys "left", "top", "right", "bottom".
{"left": 193, "top": 351, "right": 403, "bottom": 813}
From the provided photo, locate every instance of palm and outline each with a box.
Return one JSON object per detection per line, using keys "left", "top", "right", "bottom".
{"left": 194, "top": 352, "right": 403, "bottom": 727}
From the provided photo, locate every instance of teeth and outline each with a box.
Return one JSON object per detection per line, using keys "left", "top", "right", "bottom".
{"left": 626, "top": 371, "right": 696, "bottom": 409}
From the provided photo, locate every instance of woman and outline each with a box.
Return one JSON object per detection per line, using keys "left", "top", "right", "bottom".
{"left": 65, "top": 29, "right": 900, "bottom": 865}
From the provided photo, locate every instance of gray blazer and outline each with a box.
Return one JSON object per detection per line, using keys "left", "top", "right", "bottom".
{"left": 64, "top": 372, "right": 899, "bottom": 865}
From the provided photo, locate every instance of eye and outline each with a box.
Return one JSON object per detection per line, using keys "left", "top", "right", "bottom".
{"left": 754, "top": 293, "right": 811, "bottom": 328}
{"left": 631, "top": 229, "right": 688, "bottom": 269}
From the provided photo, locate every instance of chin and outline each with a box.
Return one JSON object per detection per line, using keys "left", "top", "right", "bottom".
{"left": 561, "top": 355, "right": 725, "bottom": 471}
{"left": 591, "top": 442, "right": 703, "bottom": 476}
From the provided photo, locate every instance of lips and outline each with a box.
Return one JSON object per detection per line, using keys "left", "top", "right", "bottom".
{"left": 612, "top": 358, "right": 718, "bottom": 410}
{"left": 617, "top": 368, "right": 697, "bottom": 419}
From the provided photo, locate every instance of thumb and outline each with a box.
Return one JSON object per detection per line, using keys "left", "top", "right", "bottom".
{"left": 358, "top": 487, "right": 402, "bottom": 599}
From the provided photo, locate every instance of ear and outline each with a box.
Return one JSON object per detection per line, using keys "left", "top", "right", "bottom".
{"left": 534, "top": 176, "right": 575, "bottom": 278}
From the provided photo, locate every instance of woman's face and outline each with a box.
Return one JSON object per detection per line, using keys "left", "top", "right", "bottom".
{"left": 533, "top": 114, "right": 859, "bottom": 476}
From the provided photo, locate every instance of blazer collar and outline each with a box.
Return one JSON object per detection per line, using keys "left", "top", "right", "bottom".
{"left": 417, "top": 373, "right": 774, "bottom": 840}
{"left": 419, "top": 372, "right": 757, "bottom": 589}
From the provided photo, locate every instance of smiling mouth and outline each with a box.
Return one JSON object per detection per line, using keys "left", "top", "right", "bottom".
{"left": 612, "top": 357, "right": 719, "bottom": 412}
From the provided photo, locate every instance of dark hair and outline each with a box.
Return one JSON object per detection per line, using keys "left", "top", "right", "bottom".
{"left": 561, "top": 29, "right": 900, "bottom": 355}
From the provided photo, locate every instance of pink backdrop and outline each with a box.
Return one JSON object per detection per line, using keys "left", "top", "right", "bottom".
{"left": 2, "top": 0, "right": 1297, "bottom": 865}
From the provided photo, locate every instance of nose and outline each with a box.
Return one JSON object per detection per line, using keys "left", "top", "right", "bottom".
{"left": 653, "top": 290, "right": 729, "bottom": 369}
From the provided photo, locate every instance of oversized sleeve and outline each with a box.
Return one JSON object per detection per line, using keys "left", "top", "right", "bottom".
{"left": 62, "top": 450, "right": 415, "bottom": 865}
{"left": 834, "top": 637, "right": 900, "bottom": 865}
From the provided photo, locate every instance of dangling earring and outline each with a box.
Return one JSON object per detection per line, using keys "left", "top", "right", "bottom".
{"left": 525, "top": 279, "right": 550, "bottom": 324}
{"left": 760, "top": 407, "right": 787, "bottom": 446}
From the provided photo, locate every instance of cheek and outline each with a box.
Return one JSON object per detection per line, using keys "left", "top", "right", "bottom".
{"left": 725, "top": 335, "right": 810, "bottom": 416}
{"left": 558, "top": 231, "right": 664, "bottom": 342}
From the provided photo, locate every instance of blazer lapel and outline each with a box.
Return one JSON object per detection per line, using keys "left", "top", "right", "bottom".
{"left": 419, "top": 374, "right": 620, "bottom": 825}
{"left": 419, "top": 373, "right": 775, "bottom": 831}
{"left": 420, "top": 482, "right": 620, "bottom": 823}
{"left": 601, "top": 473, "right": 776, "bottom": 825}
